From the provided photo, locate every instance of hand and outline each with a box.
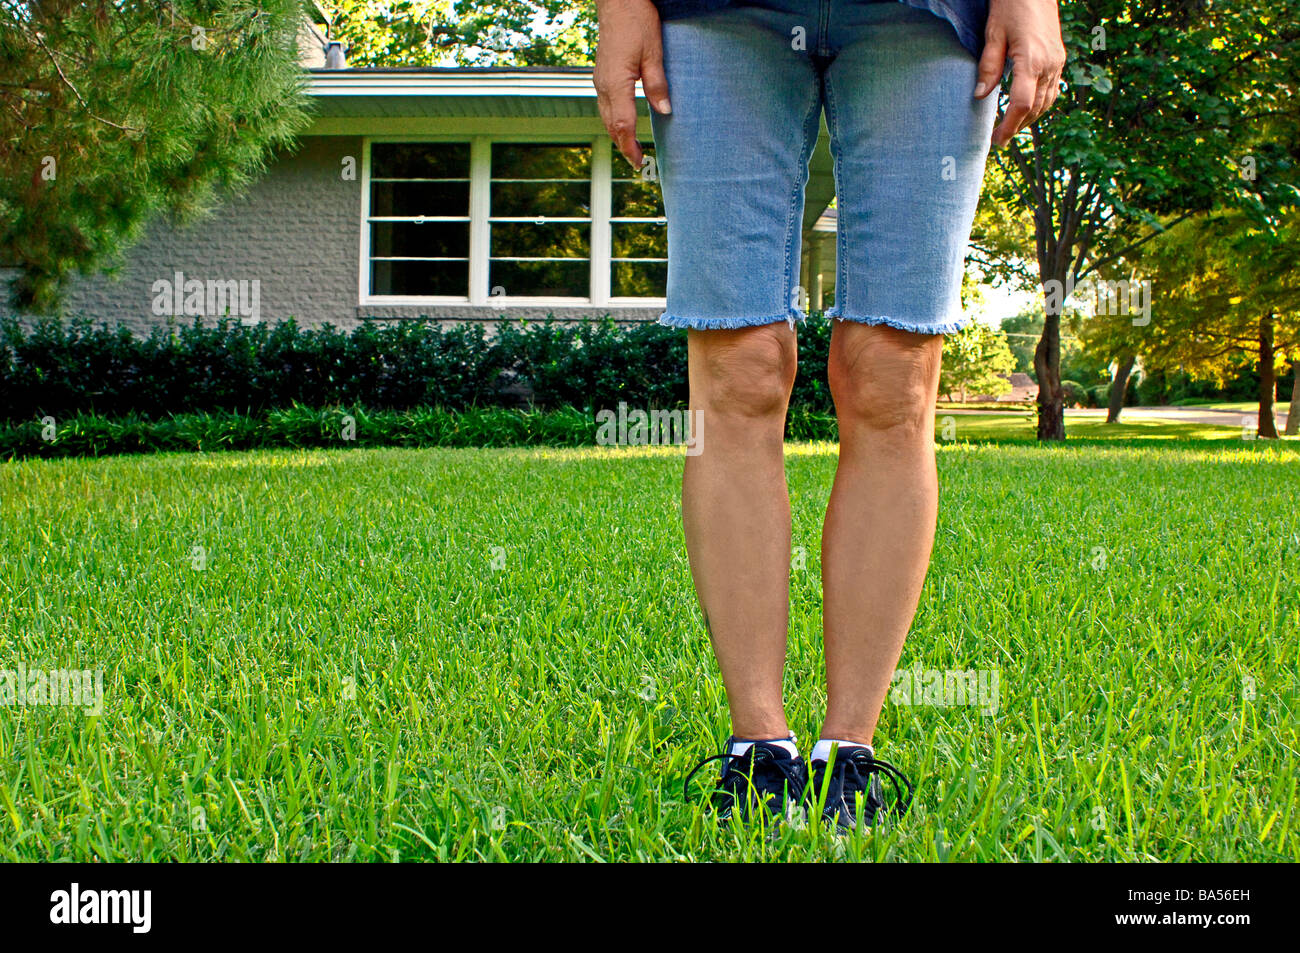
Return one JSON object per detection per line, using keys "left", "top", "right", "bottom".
{"left": 594, "top": 0, "right": 670, "bottom": 171}
{"left": 974, "top": 0, "right": 1067, "bottom": 147}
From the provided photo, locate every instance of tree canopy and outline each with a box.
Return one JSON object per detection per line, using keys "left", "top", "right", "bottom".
{"left": 985, "top": 0, "right": 1300, "bottom": 439}
{"left": 0, "top": 0, "right": 312, "bottom": 312}
{"left": 320, "top": 0, "right": 597, "bottom": 67}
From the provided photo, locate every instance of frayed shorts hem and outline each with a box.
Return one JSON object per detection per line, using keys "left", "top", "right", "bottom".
{"left": 825, "top": 307, "right": 970, "bottom": 336}
{"left": 657, "top": 310, "right": 807, "bottom": 331}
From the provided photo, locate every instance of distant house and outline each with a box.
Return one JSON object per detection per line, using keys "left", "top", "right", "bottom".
{"left": 970, "top": 372, "right": 1039, "bottom": 403}
{"left": 6, "top": 8, "right": 839, "bottom": 334}
{"left": 1004, "top": 372, "right": 1039, "bottom": 401}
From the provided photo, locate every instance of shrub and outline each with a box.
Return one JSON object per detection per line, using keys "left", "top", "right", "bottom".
{"left": 1, "top": 313, "right": 847, "bottom": 423}
{"left": 1060, "top": 379, "right": 1089, "bottom": 408}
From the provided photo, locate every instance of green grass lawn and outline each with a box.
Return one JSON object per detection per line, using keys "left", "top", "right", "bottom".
{"left": 0, "top": 437, "right": 1296, "bottom": 861}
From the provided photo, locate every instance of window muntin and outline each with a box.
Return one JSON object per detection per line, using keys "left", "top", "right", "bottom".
{"left": 488, "top": 143, "right": 592, "bottom": 299}
{"left": 367, "top": 142, "right": 470, "bottom": 297}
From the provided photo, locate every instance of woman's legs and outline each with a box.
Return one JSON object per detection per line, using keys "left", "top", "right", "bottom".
{"left": 819, "top": 322, "right": 944, "bottom": 745}
{"left": 681, "top": 323, "right": 798, "bottom": 740}
{"left": 680, "top": 304, "right": 946, "bottom": 750}
{"left": 655, "top": 2, "right": 993, "bottom": 757}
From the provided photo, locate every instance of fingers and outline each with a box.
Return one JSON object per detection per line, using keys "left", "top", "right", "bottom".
{"left": 594, "top": 4, "right": 669, "bottom": 175}
{"left": 640, "top": 41, "right": 671, "bottom": 117}
{"left": 980, "top": 0, "right": 1068, "bottom": 148}
{"left": 1028, "top": 72, "right": 1051, "bottom": 128}
{"left": 992, "top": 60, "right": 1036, "bottom": 147}
{"left": 973, "top": 31, "right": 1006, "bottom": 100}
{"left": 595, "top": 74, "right": 644, "bottom": 169}
{"left": 1032, "top": 67, "right": 1063, "bottom": 124}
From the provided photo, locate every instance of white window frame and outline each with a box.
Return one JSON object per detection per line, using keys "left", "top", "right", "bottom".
{"left": 362, "top": 138, "right": 472, "bottom": 304}
{"left": 359, "top": 134, "right": 666, "bottom": 309}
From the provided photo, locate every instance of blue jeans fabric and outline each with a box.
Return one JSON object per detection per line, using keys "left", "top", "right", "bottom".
{"left": 654, "top": 0, "right": 990, "bottom": 60}
{"left": 650, "top": 0, "right": 998, "bottom": 334}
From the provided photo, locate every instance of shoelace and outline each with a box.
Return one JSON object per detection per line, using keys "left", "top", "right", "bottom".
{"left": 682, "top": 747, "right": 804, "bottom": 804}
{"left": 820, "top": 750, "right": 915, "bottom": 818}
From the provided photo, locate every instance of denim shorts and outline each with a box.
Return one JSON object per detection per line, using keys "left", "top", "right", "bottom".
{"left": 649, "top": 0, "right": 998, "bottom": 334}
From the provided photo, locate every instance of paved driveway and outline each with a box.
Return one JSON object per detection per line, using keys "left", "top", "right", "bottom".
{"left": 941, "top": 404, "right": 1292, "bottom": 429}
{"left": 1073, "top": 405, "right": 1291, "bottom": 428}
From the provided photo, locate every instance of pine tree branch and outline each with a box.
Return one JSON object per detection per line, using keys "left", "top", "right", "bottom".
{"left": 30, "top": 27, "right": 141, "bottom": 133}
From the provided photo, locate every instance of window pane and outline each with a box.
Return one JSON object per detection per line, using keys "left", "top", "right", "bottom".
{"left": 611, "top": 142, "right": 663, "bottom": 217}
{"left": 371, "top": 143, "right": 469, "bottom": 179}
{"left": 371, "top": 181, "right": 469, "bottom": 218}
{"left": 611, "top": 221, "right": 667, "bottom": 260}
{"left": 370, "top": 221, "right": 469, "bottom": 259}
{"left": 491, "top": 181, "right": 590, "bottom": 218}
{"left": 490, "top": 260, "right": 588, "bottom": 298}
{"left": 490, "top": 222, "right": 589, "bottom": 259}
{"left": 611, "top": 261, "right": 667, "bottom": 298}
{"left": 371, "top": 260, "right": 468, "bottom": 296}
{"left": 611, "top": 180, "right": 664, "bottom": 219}
{"left": 492, "top": 143, "right": 591, "bottom": 180}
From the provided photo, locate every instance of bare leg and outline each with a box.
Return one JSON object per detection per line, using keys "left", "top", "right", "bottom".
{"left": 820, "top": 322, "right": 944, "bottom": 744}
{"left": 681, "top": 323, "right": 798, "bottom": 740}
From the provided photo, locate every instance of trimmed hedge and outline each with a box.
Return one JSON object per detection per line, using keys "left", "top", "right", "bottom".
{"left": 1, "top": 315, "right": 840, "bottom": 423}
{"left": 1059, "top": 379, "right": 1090, "bottom": 408}
{"left": 0, "top": 404, "right": 842, "bottom": 459}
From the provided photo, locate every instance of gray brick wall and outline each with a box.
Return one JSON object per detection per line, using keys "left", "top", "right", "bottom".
{"left": 8, "top": 136, "right": 364, "bottom": 334}
{"left": 361, "top": 304, "right": 662, "bottom": 324}
{"left": 2, "top": 134, "right": 663, "bottom": 334}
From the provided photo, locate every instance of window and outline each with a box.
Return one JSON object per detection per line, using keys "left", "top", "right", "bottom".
{"left": 367, "top": 142, "right": 470, "bottom": 297}
{"left": 610, "top": 142, "right": 667, "bottom": 299}
{"left": 362, "top": 138, "right": 667, "bottom": 304}
{"left": 490, "top": 143, "right": 591, "bottom": 299}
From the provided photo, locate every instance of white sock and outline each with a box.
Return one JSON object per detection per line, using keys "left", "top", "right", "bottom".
{"left": 730, "top": 733, "right": 799, "bottom": 759}
{"left": 811, "top": 739, "right": 873, "bottom": 763}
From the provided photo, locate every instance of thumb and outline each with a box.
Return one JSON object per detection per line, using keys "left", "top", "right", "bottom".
{"left": 641, "top": 48, "right": 671, "bottom": 114}
{"left": 974, "top": 31, "right": 1006, "bottom": 98}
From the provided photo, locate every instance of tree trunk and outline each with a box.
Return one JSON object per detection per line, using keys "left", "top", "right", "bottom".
{"left": 1286, "top": 359, "right": 1299, "bottom": 436}
{"left": 1034, "top": 310, "right": 1065, "bottom": 441}
{"left": 1107, "top": 353, "right": 1136, "bottom": 424}
{"left": 1258, "top": 313, "right": 1279, "bottom": 439}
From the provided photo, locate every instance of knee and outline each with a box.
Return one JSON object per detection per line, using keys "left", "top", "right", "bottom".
{"left": 827, "top": 326, "right": 940, "bottom": 436}
{"left": 693, "top": 324, "right": 798, "bottom": 420}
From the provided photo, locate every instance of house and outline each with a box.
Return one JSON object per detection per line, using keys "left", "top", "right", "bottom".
{"left": 970, "top": 371, "right": 1039, "bottom": 403}
{"left": 1004, "top": 372, "right": 1039, "bottom": 401}
{"left": 8, "top": 10, "right": 840, "bottom": 334}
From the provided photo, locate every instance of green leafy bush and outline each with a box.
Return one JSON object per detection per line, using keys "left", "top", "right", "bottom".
{"left": 1, "top": 314, "right": 847, "bottom": 424}
{"left": 1060, "top": 379, "right": 1089, "bottom": 408}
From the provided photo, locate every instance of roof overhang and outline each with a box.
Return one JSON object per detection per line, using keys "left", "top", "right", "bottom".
{"left": 307, "top": 67, "right": 618, "bottom": 119}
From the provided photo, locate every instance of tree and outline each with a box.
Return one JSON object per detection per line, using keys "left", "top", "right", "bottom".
{"left": 0, "top": 0, "right": 312, "bottom": 312}
{"left": 1137, "top": 211, "right": 1300, "bottom": 438}
{"left": 1073, "top": 265, "right": 1152, "bottom": 422}
{"left": 985, "top": 0, "right": 1300, "bottom": 440}
{"left": 940, "top": 321, "right": 1017, "bottom": 403}
{"left": 319, "top": 0, "right": 597, "bottom": 67}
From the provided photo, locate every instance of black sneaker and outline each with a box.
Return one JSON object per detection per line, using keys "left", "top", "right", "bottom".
{"left": 809, "top": 747, "right": 914, "bottom": 832}
{"left": 684, "top": 738, "right": 807, "bottom": 824}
